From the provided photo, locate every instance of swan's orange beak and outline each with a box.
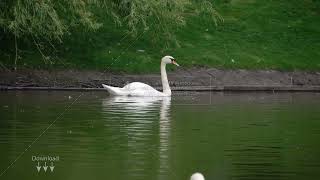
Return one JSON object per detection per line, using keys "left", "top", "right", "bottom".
{"left": 172, "top": 60, "right": 180, "bottom": 66}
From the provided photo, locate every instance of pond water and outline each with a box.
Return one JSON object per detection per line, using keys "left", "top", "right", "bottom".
{"left": 0, "top": 91, "right": 320, "bottom": 180}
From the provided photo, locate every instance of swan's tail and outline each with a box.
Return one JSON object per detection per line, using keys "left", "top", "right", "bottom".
{"left": 102, "top": 84, "right": 127, "bottom": 96}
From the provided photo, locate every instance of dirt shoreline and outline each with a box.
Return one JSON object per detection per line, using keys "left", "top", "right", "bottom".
{"left": 1, "top": 68, "right": 320, "bottom": 91}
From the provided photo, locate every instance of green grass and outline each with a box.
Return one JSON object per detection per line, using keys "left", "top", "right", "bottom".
{"left": 2, "top": 0, "right": 320, "bottom": 72}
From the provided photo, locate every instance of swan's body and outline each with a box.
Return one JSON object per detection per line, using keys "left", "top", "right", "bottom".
{"left": 190, "top": 173, "right": 205, "bottom": 180}
{"left": 102, "top": 82, "right": 165, "bottom": 96}
{"left": 102, "top": 56, "right": 179, "bottom": 97}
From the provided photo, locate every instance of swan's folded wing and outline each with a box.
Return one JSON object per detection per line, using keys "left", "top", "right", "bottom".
{"left": 103, "top": 82, "right": 166, "bottom": 96}
{"left": 102, "top": 84, "right": 129, "bottom": 96}
{"left": 123, "top": 82, "right": 155, "bottom": 91}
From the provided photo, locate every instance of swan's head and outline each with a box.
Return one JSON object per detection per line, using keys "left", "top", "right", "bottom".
{"left": 162, "top": 55, "right": 179, "bottom": 66}
{"left": 190, "top": 172, "right": 205, "bottom": 180}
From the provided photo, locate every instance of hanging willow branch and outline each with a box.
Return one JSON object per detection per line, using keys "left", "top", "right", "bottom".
{"left": 1, "top": 0, "right": 222, "bottom": 42}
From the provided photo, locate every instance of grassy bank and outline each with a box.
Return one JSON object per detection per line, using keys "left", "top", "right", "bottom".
{"left": 1, "top": 0, "right": 320, "bottom": 73}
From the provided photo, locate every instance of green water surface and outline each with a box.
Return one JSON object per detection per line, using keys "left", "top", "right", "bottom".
{"left": 0, "top": 91, "right": 320, "bottom": 180}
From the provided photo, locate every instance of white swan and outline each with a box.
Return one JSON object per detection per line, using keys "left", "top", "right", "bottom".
{"left": 102, "top": 55, "right": 179, "bottom": 96}
{"left": 190, "top": 172, "right": 205, "bottom": 180}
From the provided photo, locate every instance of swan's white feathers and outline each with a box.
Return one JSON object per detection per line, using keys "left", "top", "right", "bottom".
{"left": 102, "top": 84, "right": 129, "bottom": 96}
{"left": 102, "top": 55, "right": 178, "bottom": 97}
{"left": 123, "top": 82, "right": 155, "bottom": 90}
{"left": 102, "top": 82, "right": 167, "bottom": 97}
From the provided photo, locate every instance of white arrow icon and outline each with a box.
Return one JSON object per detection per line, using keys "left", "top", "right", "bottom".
{"left": 50, "top": 162, "right": 55, "bottom": 172}
{"left": 36, "top": 162, "right": 41, "bottom": 172}
{"left": 43, "top": 162, "right": 48, "bottom": 172}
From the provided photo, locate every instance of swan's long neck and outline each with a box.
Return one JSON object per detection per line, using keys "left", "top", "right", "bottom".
{"left": 161, "top": 62, "right": 171, "bottom": 96}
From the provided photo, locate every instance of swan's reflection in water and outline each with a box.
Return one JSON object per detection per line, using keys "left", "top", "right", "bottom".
{"left": 102, "top": 96, "right": 171, "bottom": 179}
